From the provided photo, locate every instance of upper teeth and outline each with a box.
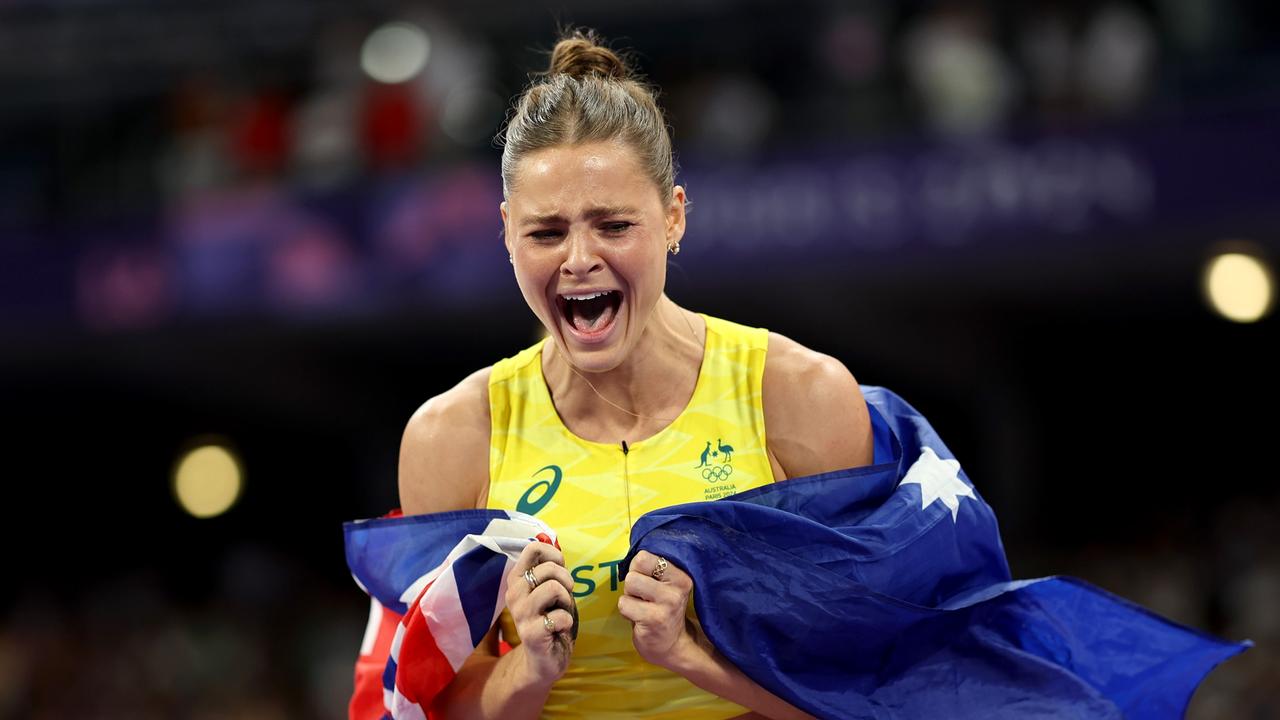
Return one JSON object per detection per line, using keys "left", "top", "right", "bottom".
{"left": 563, "top": 291, "right": 611, "bottom": 301}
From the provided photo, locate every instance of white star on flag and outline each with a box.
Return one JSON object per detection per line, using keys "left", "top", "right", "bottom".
{"left": 899, "top": 446, "right": 974, "bottom": 521}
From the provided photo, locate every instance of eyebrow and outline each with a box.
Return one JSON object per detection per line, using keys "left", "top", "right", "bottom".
{"left": 519, "top": 205, "right": 639, "bottom": 227}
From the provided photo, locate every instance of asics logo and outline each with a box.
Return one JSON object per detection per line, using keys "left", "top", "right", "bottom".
{"left": 517, "top": 464, "right": 562, "bottom": 515}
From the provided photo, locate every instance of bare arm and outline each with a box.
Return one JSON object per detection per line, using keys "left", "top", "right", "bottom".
{"left": 398, "top": 369, "right": 575, "bottom": 720}
{"left": 762, "top": 332, "right": 874, "bottom": 479}
{"left": 398, "top": 368, "right": 492, "bottom": 516}
{"left": 670, "top": 638, "right": 812, "bottom": 720}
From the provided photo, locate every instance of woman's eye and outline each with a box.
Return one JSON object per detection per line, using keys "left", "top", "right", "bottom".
{"left": 530, "top": 230, "right": 563, "bottom": 241}
{"left": 603, "top": 222, "right": 633, "bottom": 234}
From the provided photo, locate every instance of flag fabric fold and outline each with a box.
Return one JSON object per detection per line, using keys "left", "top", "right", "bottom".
{"left": 344, "top": 386, "right": 1250, "bottom": 720}
{"left": 345, "top": 510, "right": 558, "bottom": 719}
{"left": 622, "top": 386, "right": 1250, "bottom": 719}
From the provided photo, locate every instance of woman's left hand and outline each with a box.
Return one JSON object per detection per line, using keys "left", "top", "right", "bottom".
{"left": 618, "top": 550, "right": 704, "bottom": 670}
{"left": 620, "top": 551, "right": 815, "bottom": 719}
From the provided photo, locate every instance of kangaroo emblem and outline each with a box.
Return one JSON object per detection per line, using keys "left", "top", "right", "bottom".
{"left": 695, "top": 441, "right": 712, "bottom": 468}
{"left": 699, "top": 437, "right": 736, "bottom": 482}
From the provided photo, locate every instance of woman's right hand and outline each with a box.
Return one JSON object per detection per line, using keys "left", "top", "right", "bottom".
{"left": 504, "top": 540, "right": 578, "bottom": 685}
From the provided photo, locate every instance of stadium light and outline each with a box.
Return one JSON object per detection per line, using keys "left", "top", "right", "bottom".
{"left": 1203, "top": 249, "right": 1274, "bottom": 323}
{"left": 173, "top": 442, "right": 244, "bottom": 519}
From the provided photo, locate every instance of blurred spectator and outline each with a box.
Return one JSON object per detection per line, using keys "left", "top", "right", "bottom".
{"left": 361, "top": 82, "right": 425, "bottom": 172}
{"left": 819, "top": 6, "right": 888, "bottom": 87}
{"left": 292, "top": 21, "right": 364, "bottom": 191}
{"left": 1017, "top": 2, "right": 1158, "bottom": 123}
{"left": 231, "top": 90, "right": 295, "bottom": 179}
{"left": 676, "top": 72, "right": 779, "bottom": 158}
{"left": 3, "top": 568, "right": 362, "bottom": 718}
{"left": 1017, "top": 4, "right": 1076, "bottom": 118}
{"left": 158, "top": 76, "right": 234, "bottom": 197}
{"left": 902, "top": 1, "right": 1017, "bottom": 139}
{"left": 1077, "top": 4, "right": 1157, "bottom": 116}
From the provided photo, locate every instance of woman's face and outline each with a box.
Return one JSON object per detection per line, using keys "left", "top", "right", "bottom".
{"left": 501, "top": 140, "right": 686, "bottom": 374}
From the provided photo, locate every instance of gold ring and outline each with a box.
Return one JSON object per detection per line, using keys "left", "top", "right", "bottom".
{"left": 543, "top": 614, "right": 556, "bottom": 633}
{"left": 523, "top": 568, "right": 539, "bottom": 591}
{"left": 651, "top": 556, "right": 668, "bottom": 581}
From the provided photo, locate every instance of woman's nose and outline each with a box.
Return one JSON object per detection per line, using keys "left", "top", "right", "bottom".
{"left": 561, "top": 229, "right": 603, "bottom": 276}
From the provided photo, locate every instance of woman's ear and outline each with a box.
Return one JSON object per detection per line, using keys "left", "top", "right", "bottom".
{"left": 666, "top": 186, "right": 687, "bottom": 245}
{"left": 500, "top": 201, "right": 513, "bottom": 257}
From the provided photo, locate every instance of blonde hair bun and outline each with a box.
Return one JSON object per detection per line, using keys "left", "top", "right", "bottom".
{"left": 548, "top": 30, "right": 631, "bottom": 80}
{"left": 501, "top": 28, "right": 673, "bottom": 200}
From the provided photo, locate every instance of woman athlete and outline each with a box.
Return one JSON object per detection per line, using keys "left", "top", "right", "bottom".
{"left": 397, "top": 30, "right": 873, "bottom": 720}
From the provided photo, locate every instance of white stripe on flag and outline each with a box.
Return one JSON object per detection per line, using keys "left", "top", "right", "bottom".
{"left": 389, "top": 619, "right": 407, "bottom": 664}
{"left": 360, "top": 596, "right": 384, "bottom": 656}
{"left": 399, "top": 563, "right": 447, "bottom": 607}
{"left": 474, "top": 534, "right": 534, "bottom": 561}
{"left": 422, "top": 563, "right": 482, "bottom": 672}
{"left": 480, "top": 516, "right": 551, "bottom": 541}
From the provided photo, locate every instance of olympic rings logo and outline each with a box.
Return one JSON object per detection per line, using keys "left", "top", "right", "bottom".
{"left": 701, "top": 464, "right": 733, "bottom": 482}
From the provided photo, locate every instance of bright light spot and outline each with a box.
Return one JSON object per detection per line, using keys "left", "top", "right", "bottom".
{"left": 173, "top": 443, "right": 243, "bottom": 519}
{"left": 361, "top": 22, "right": 431, "bottom": 84}
{"left": 1203, "top": 251, "right": 1274, "bottom": 323}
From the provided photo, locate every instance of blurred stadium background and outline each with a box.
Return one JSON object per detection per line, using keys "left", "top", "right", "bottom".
{"left": 2, "top": 0, "right": 1278, "bottom": 717}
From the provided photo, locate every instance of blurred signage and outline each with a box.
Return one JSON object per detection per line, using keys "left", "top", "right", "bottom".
{"left": 2, "top": 109, "right": 1278, "bottom": 332}
{"left": 679, "top": 110, "right": 1279, "bottom": 270}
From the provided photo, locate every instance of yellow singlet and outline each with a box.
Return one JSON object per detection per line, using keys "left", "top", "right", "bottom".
{"left": 487, "top": 314, "right": 775, "bottom": 719}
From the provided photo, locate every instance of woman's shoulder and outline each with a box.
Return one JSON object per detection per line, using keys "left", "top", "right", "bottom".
{"left": 762, "top": 332, "right": 874, "bottom": 478}
{"left": 398, "top": 366, "right": 494, "bottom": 514}
{"left": 702, "top": 313, "right": 768, "bottom": 350}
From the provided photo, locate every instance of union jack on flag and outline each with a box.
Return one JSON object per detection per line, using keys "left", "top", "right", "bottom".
{"left": 346, "top": 511, "right": 557, "bottom": 720}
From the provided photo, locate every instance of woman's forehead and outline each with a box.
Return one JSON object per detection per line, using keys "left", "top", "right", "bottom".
{"left": 510, "top": 141, "right": 656, "bottom": 202}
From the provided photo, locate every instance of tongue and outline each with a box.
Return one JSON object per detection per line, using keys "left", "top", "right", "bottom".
{"left": 570, "top": 296, "right": 617, "bottom": 333}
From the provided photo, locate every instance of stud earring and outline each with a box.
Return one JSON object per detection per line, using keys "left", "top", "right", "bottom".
{"left": 667, "top": 240, "right": 680, "bottom": 255}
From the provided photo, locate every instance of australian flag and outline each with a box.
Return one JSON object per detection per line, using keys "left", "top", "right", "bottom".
{"left": 345, "top": 386, "right": 1249, "bottom": 719}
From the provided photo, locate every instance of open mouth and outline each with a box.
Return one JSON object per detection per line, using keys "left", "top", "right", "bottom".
{"left": 556, "top": 290, "right": 623, "bottom": 336}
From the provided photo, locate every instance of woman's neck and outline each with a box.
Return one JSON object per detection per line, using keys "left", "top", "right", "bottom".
{"left": 543, "top": 296, "right": 706, "bottom": 441}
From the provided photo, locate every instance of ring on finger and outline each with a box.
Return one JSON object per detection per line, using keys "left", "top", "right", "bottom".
{"left": 651, "top": 556, "right": 668, "bottom": 581}
{"left": 543, "top": 614, "right": 556, "bottom": 634}
{"left": 523, "top": 568, "right": 539, "bottom": 591}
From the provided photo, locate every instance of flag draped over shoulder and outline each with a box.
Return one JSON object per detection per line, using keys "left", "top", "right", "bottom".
{"left": 623, "top": 386, "right": 1250, "bottom": 719}
{"left": 344, "top": 386, "right": 1249, "bottom": 720}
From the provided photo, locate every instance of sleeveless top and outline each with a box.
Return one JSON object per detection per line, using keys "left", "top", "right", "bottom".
{"left": 486, "top": 314, "right": 775, "bottom": 719}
